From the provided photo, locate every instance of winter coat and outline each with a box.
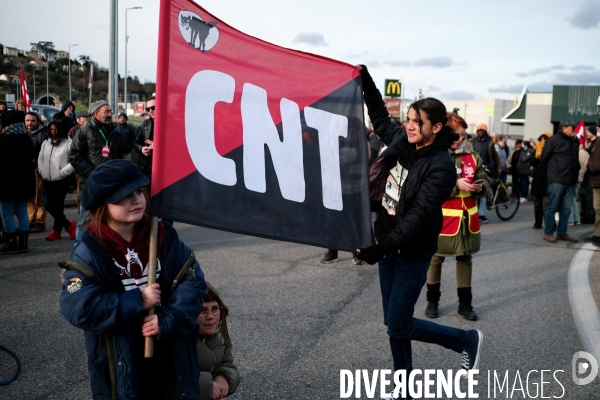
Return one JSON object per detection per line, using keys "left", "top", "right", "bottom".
{"left": 540, "top": 131, "right": 579, "bottom": 185}
{"left": 578, "top": 148, "right": 590, "bottom": 183}
{"left": 119, "top": 122, "right": 137, "bottom": 155}
{"left": 361, "top": 66, "right": 456, "bottom": 260}
{"left": 38, "top": 138, "right": 74, "bottom": 181}
{"left": 29, "top": 126, "right": 47, "bottom": 169}
{"left": 435, "top": 142, "right": 491, "bottom": 257}
{"left": 472, "top": 134, "right": 501, "bottom": 170}
{"left": 494, "top": 143, "right": 507, "bottom": 170}
{"left": 60, "top": 100, "right": 77, "bottom": 129}
{"left": 587, "top": 138, "right": 600, "bottom": 188}
{"left": 508, "top": 148, "right": 521, "bottom": 175}
{"left": 69, "top": 118, "right": 123, "bottom": 187}
{"left": 0, "top": 122, "right": 35, "bottom": 202}
{"left": 517, "top": 146, "right": 534, "bottom": 175}
{"left": 67, "top": 124, "right": 80, "bottom": 139}
{"left": 134, "top": 118, "right": 154, "bottom": 174}
{"left": 530, "top": 156, "right": 548, "bottom": 197}
{"left": 196, "top": 330, "right": 241, "bottom": 400}
{"left": 59, "top": 221, "right": 207, "bottom": 400}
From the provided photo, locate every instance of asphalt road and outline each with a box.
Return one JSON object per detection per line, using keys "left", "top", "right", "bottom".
{"left": 1, "top": 202, "right": 599, "bottom": 399}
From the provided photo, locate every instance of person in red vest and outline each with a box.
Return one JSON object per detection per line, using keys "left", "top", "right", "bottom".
{"left": 424, "top": 113, "right": 491, "bottom": 321}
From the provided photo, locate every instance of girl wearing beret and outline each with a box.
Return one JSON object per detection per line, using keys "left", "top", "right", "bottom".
{"left": 59, "top": 159, "right": 208, "bottom": 399}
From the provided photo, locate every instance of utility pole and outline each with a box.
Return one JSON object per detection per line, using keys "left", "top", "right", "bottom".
{"left": 46, "top": 43, "right": 49, "bottom": 105}
{"left": 400, "top": 76, "right": 405, "bottom": 122}
{"left": 108, "top": 0, "right": 118, "bottom": 113}
{"left": 46, "top": 57, "right": 50, "bottom": 105}
{"left": 125, "top": 7, "right": 143, "bottom": 115}
{"left": 33, "top": 68, "right": 38, "bottom": 104}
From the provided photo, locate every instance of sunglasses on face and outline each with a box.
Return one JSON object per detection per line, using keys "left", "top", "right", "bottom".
{"left": 146, "top": 106, "right": 155, "bottom": 112}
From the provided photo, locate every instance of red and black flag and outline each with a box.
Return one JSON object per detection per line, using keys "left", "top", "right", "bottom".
{"left": 153, "top": 0, "right": 372, "bottom": 251}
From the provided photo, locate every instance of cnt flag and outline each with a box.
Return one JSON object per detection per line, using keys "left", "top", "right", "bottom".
{"left": 20, "top": 70, "right": 32, "bottom": 111}
{"left": 151, "top": 0, "right": 372, "bottom": 251}
{"left": 575, "top": 119, "right": 587, "bottom": 149}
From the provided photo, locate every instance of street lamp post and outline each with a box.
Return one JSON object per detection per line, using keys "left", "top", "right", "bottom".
{"left": 125, "top": 6, "right": 142, "bottom": 115}
{"left": 68, "top": 44, "right": 79, "bottom": 102}
{"left": 33, "top": 68, "right": 39, "bottom": 104}
{"left": 46, "top": 57, "right": 49, "bottom": 105}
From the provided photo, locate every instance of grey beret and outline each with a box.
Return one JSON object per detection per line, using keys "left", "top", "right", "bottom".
{"left": 75, "top": 110, "right": 90, "bottom": 118}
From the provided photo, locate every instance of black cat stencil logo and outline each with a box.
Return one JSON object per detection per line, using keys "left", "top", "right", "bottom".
{"left": 179, "top": 10, "right": 219, "bottom": 52}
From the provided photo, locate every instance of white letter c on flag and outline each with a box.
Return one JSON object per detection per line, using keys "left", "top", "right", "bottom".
{"left": 186, "top": 70, "right": 237, "bottom": 186}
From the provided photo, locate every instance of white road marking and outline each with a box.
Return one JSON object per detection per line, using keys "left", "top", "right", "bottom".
{"left": 568, "top": 243, "right": 600, "bottom": 361}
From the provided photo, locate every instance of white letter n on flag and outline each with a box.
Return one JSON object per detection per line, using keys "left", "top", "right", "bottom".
{"left": 242, "top": 83, "right": 305, "bottom": 202}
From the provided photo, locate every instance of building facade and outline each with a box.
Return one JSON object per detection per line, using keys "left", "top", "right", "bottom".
{"left": 502, "top": 85, "right": 600, "bottom": 139}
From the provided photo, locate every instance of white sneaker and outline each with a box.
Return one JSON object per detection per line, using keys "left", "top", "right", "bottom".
{"left": 461, "top": 329, "right": 484, "bottom": 372}
{"left": 381, "top": 385, "right": 400, "bottom": 399}
{"left": 519, "top": 197, "right": 528, "bottom": 203}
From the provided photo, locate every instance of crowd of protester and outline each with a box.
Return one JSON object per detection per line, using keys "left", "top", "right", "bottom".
{"left": 2, "top": 91, "right": 599, "bottom": 398}
{"left": 0, "top": 99, "right": 156, "bottom": 253}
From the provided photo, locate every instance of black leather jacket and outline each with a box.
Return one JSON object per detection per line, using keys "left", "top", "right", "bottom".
{"left": 134, "top": 117, "right": 154, "bottom": 174}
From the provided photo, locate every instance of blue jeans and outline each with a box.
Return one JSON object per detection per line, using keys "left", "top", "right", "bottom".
{"left": 493, "top": 170, "right": 508, "bottom": 185}
{"left": 477, "top": 197, "right": 486, "bottom": 216}
{"left": 544, "top": 183, "right": 575, "bottom": 235}
{"left": 75, "top": 204, "right": 87, "bottom": 245}
{"left": 0, "top": 200, "right": 30, "bottom": 233}
{"left": 518, "top": 174, "right": 530, "bottom": 199}
{"left": 379, "top": 254, "right": 470, "bottom": 372}
{"left": 568, "top": 182, "right": 582, "bottom": 224}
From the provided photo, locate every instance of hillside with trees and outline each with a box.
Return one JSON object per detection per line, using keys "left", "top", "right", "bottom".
{"left": 0, "top": 41, "right": 155, "bottom": 108}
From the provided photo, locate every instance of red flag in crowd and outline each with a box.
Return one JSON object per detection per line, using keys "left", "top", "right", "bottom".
{"left": 575, "top": 120, "right": 587, "bottom": 149}
{"left": 151, "top": 0, "right": 371, "bottom": 251}
{"left": 20, "top": 70, "right": 32, "bottom": 111}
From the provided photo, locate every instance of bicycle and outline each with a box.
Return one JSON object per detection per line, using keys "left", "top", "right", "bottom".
{"left": 487, "top": 178, "right": 519, "bottom": 220}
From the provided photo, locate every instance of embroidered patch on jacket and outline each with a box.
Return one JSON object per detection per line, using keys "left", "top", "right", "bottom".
{"left": 67, "top": 278, "right": 83, "bottom": 293}
{"left": 382, "top": 161, "right": 408, "bottom": 216}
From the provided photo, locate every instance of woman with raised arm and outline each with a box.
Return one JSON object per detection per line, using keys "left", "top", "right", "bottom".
{"left": 355, "top": 65, "right": 483, "bottom": 398}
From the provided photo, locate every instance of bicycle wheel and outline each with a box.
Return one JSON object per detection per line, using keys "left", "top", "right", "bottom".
{"left": 495, "top": 183, "right": 519, "bottom": 221}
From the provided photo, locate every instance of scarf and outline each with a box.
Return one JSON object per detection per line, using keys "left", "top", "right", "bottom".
{"left": 88, "top": 214, "right": 167, "bottom": 291}
{"left": 2, "top": 122, "right": 27, "bottom": 136}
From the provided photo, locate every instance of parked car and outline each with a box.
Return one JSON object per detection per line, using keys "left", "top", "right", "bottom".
{"left": 4, "top": 103, "right": 61, "bottom": 122}
{"left": 30, "top": 104, "right": 60, "bottom": 121}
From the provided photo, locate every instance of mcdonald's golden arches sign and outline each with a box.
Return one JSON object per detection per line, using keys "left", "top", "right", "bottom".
{"left": 384, "top": 79, "right": 402, "bottom": 97}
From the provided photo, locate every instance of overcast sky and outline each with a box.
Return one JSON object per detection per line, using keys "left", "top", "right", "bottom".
{"left": 2, "top": 0, "right": 599, "bottom": 101}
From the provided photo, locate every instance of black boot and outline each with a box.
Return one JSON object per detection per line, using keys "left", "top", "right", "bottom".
{"left": 17, "top": 230, "right": 30, "bottom": 253}
{"left": 457, "top": 287, "right": 478, "bottom": 321}
{"left": 0, "top": 231, "right": 5, "bottom": 244}
{"left": 0, "top": 232, "right": 19, "bottom": 255}
{"left": 425, "top": 283, "right": 441, "bottom": 318}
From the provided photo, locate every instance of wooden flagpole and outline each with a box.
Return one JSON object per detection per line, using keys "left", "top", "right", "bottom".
{"left": 144, "top": 216, "right": 160, "bottom": 358}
